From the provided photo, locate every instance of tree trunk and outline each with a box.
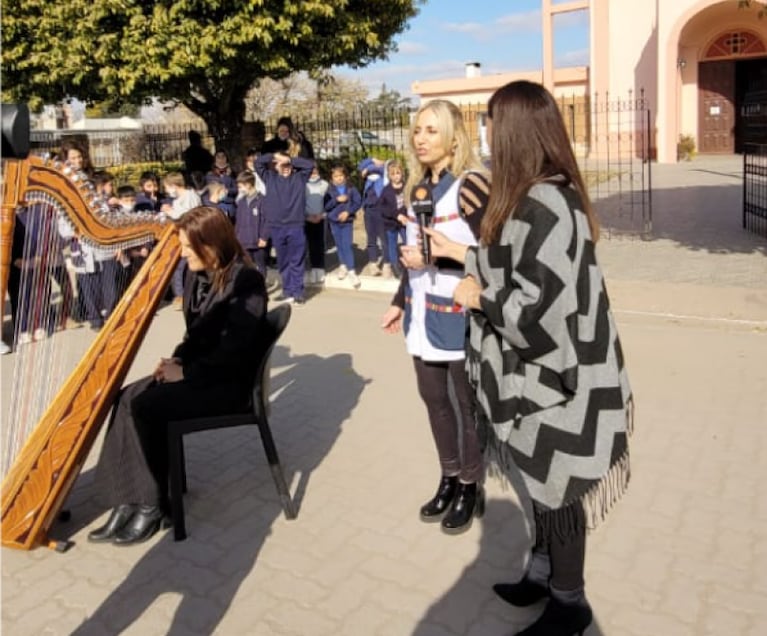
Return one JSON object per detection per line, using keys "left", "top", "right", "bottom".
{"left": 184, "top": 85, "right": 250, "bottom": 171}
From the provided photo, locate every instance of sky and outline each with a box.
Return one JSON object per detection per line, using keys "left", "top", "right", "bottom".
{"left": 336, "top": 0, "right": 590, "bottom": 100}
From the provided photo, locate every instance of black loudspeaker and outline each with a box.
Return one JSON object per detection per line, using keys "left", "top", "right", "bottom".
{"left": 1, "top": 103, "right": 31, "bottom": 160}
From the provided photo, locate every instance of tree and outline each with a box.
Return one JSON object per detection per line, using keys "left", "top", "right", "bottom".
{"left": 245, "top": 72, "right": 369, "bottom": 120}
{"left": 368, "top": 83, "right": 412, "bottom": 110}
{"left": 1, "top": 0, "right": 422, "bottom": 161}
{"left": 85, "top": 100, "right": 141, "bottom": 119}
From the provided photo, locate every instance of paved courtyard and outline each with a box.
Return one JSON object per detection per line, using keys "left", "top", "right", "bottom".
{"left": 2, "top": 156, "right": 766, "bottom": 635}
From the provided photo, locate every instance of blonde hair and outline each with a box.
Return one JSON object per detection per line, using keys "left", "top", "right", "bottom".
{"left": 163, "top": 172, "right": 186, "bottom": 189}
{"left": 206, "top": 181, "right": 227, "bottom": 201}
{"left": 405, "top": 100, "right": 486, "bottom": 205}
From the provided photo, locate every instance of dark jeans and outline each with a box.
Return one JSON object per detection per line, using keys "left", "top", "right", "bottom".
{"left": 385, "top": 227, "right": 405, "bottom": 268}
{"left": 271, "top": 225, "right": 306, "bottom": 299}
{"left": 305, "top": 220, "right": 325, "bottom": 269}
{"left": 329, "top": 222, "right": 355, "bottom": 271}
{"left": 245, "top": 247, "right": 268, "bottom": 276}
{"left": 78, "top": 260, "right": 121, "bottom": 327}
{"left": 412, "top": 356, "right": 483, "bottom": 483}
{"left": 364, "top": 208, "right": 387, "bottom": 264}
{"left": 171, "top": 258, "right": 187, "bottom": 298}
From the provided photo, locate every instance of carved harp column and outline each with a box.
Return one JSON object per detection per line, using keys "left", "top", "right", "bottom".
{"left": 1, "top": 156, "right": 181, "bottom": 550}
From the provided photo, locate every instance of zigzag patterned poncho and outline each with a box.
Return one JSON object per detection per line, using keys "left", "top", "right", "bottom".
{"left": 464, "top": 180, "right": 633, "bottom": 535}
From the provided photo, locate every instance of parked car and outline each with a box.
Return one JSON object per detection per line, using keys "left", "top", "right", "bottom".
{"left": 340, "top": 130, "right": 396, "bottom": 151}
{"left": 316, "top": 130, "right": 396, "bottom": 158}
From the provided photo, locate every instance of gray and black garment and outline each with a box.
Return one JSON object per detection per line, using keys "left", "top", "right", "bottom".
{"left": 464, "top": 179, "right": 633, "bottom": 537}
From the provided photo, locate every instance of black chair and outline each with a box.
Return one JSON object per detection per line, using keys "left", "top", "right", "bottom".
{"left": 167, "top": 303, "right": 297, "bottom": 541}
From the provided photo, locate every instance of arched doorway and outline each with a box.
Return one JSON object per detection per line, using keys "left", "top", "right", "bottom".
{"left": 699, "top": 29, "right": 766, "bottom": 153}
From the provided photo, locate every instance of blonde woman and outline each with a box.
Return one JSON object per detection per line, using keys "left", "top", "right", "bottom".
{"left": 381, "top": 100, "right": 490, "bottom": 534}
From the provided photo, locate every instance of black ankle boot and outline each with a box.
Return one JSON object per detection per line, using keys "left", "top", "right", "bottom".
{"left": 514, "top": 595, "right": 593, "bottom": 636}
{"left": 87, "top": 505, "right": 136, "bottom": 543}
{"left": 112, "top": 505, "right": 168, "bottom": 546}
{"left": 420, "top": 475, "right": 458, "bottom": 521}
{"left": 441, "top": 482, "right": 484, "bottom": 534}
{"left": 493, "top": 577, "right": 549, "bottom": 607}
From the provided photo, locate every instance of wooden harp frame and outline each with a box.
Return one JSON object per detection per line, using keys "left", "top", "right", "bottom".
{"left": 1, "top": 156, "right": 180, "bottom": 550}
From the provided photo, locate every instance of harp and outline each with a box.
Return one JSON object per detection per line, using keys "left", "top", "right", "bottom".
{"left": 1, "top": 155, "right": 181, "bottom": 550}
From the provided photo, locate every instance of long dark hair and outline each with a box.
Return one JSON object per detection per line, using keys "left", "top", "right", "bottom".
{"left": 481, "top": 80, "right": 599, "bottom": 245}
{"left": 175, "top": 206, "right": 249, "bottom": 292}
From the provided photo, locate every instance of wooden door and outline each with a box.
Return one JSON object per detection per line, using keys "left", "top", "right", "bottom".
{"left": 699, "top": 61, "right": 736, "bottom": 153}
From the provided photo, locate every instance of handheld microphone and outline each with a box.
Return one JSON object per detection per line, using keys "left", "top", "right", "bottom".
{"left": 411, "top": 183, "right": 434, "bottom": 262}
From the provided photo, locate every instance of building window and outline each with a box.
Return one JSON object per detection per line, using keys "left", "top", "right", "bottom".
{"left": 705, "top": 30, "right": 766, "bottom": 59}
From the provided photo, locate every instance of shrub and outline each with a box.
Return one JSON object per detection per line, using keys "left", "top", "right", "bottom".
{"left": 677, "top": 134, "right": 696, "bottom": 161}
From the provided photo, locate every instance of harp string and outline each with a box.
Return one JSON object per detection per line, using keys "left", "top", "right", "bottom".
{"left": 2, "top": 165, "right": 161, "bottom": 476}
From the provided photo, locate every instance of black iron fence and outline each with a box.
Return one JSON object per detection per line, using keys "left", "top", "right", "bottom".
{"left": 30, "top": 95, "right": 653, "bottom": 235}
{"left": 743, "top": 143, "right": 767, "bottom": 239}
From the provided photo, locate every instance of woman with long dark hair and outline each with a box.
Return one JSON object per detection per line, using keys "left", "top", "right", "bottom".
{"left": 87, "top": 206, "right": 269, "bottom": 545}
{"left": 426, "top": 81, "right": 633, "bottom": 635}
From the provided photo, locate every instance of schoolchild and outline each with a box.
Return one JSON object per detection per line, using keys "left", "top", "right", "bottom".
{"left": 378, "top": 160, "right": 408, "bottom": 278}
{"left": 116, "top": 185, "right": 152, "bottom": 288}
{"left": 244, "top": 148, "right": 267, "bottom": 195}
{"left": 207, "top": 150, "right": 238, "bottom": 202}
{"left": 57, "top": 217, "right": 122, "bottom": 331}
{"left": 161, "top": 173, "right": 202, "bottom": 221}
{"left": 93, "top": 171, "right": 120, "bottom": 209}
{"left": 357, "top": 157, "right": 388, "bottom": 276}
{"left": 134, "top": 172, "right": 162, "bottom": 213}
{"left": 305, "top": 162, "right": 329, "bottom": 285}
{"left": 205, "top": 180, "right": 236, "bottom": 219}
{"left": 324, "top": 164, "right": 362, "bottom": 289}
{"left": 233, "top": 171, "right": 268, "bottom": 275}
{"left": 255, "top": 152, "right": 313, "bottom": 304}
{"left": 161, "top": 173, "right": 202, "bottom": 307}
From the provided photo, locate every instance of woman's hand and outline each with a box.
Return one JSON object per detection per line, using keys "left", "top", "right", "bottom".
{"left": 154, "top": 357, "right": 184, "bottom": 383}
{"left": 399, "top": 245, "right": 425, "bottom": 270}
{"left": 381, "top": 306, "right": 403, "bottom": 334}
{"left": 454, "top": 276, "right": 482, "bottom": 310}
{"left": 423, "top": 227, "right": 468, "bottom": 264}
{"left": 396, "top": 214, "right": 409, "bottom": 226}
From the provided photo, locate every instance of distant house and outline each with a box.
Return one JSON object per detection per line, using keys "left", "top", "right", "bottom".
{"left": 412, "top": 0, "right": 767, "bottom": 163}
{"left": 69, "top": 116, "right": 142, "bottom": 131}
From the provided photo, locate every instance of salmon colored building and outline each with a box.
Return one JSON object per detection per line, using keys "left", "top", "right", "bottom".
{"left": 412, "top": 0, "right": 767, "bottom": 163}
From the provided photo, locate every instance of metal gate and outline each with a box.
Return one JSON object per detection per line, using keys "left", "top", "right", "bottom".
{"left": 563, "top": 90, "right": 654, "bottom": 238}
{"left": 743, "top": 143, "right": 767, "bottom": 239}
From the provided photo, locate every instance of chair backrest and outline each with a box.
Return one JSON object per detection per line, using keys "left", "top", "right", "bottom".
{"left": 252, "top": 303, "right": 292, "bottom": 418}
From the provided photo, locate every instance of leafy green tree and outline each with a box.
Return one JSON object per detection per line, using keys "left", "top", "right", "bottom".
{"left": 85, "top": 100, "right": 141, "bottom": 119}
{"left": 1, "top": 0, "right": 422, "bottom": 159}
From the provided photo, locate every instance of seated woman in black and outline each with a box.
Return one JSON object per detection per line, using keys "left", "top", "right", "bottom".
{"left": 88, "top": 205, "right": 268, "bottom": 545}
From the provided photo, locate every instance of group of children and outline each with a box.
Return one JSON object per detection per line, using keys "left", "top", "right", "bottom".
{"left": 6, "top": 140, "right": 410, "bottom": 351}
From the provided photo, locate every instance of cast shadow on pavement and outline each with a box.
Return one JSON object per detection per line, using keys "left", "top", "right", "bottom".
{"left": 411, "top": 498, "right": 606, "bottom": 636}
{"left": 597, "top": 183, "right": 766, "bottom": 256}
{"left": 62, "top": 344, "right": 367, "bottom": 636}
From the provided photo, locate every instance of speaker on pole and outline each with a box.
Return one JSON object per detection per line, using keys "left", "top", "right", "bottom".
{"left": 1, "top": 103, "right": 31, "bottom": 160}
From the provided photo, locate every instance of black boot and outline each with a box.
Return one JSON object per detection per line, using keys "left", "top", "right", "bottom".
{"left": 441, "top": 482, "right": 484, "bottom": 534}
{"left": 87, "top": 505, "right": 136, "bottom": 543}
{"left": 514, "top": 592, "right": 592, "bottom": 636}
{"left": 112, "top": 505, "right": 168, "bottom": 546}
{"left": 420, "top": 475, "right": 458, "bottom": 521}
{"left": 493, "top": 577, "right": 549, "bottom": 607}
{"left": 494, "top": 551, "right": 551, "bottom": 606}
